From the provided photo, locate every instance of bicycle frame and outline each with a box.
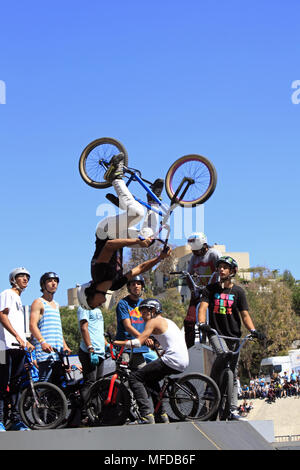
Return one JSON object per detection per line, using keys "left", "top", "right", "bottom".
{"left": 100, "top": 160, "right": 195, "bottom": 247}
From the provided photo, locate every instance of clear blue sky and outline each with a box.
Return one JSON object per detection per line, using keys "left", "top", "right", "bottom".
{"left": 1, "top": 0, "right": 299, "bottom": 306}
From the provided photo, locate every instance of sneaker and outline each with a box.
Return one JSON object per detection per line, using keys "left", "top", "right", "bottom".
{"left": 104, "top": 153, "right": 125, "bottom": 182}
{"left": 140, "top": 413, "right": 155, "bottom": 424}
{"left": 0, "top": 422, "right": 6, "bottom": 432}
{"left": 155, "top": 412, "right": 169, "bottom": 424}
{"left": 10, "top": 421, "right": 31, "bottom": 431}
{"left": 147, "top": 178, "right": 164, "bottom": 203}
{"left": 229, "top": 412, "right": 247, "bottom": 422}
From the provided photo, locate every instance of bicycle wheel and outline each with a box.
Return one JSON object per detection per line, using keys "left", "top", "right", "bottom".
{"left": 165, "top": 154, "right": 217, "bottom": 207}
{"left": 218, "top": 369, "right": 234, "bottom": 421}
{"left": 86, "top": 378, "right": 131, "bottom": 426}
{"left": 170, "top": 373, "right": 220, "bottom": 421}
{"left": 19, "top": 382, "right": 68, "bottom": 430}
{"left": 79, "top": 137, "right": 129, "bottom": 189}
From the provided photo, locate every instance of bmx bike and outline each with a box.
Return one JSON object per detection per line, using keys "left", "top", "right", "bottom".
{"left": 85, "top": 337, "right": 221, "bottom": 426}
{"left": 197, "top": 326, "right": 258, "bottom": 421}
{"left": 10, "top": 345, "right": 68, "bottom": 430}
{"left": 79, "top": 137, "right": 217, "bottom": 245}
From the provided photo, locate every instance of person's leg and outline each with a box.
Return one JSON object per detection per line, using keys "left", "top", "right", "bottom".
{"left": 78, "top": 348, "right": 104, "bottom": 405}
{"left": 7, "top": 349, "right": 26, "bottom": 424}
{"left": 96, "top": 178, "right": 145, "bottom": 239}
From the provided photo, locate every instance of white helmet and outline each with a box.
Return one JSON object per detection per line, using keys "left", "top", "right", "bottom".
{"left": 77, "top": 282, "right": 92, "bottom": 310}
{"left": 187, "top": 232, "right": 207, "bottom": 251}
{"left": 9, "top": 267, "right": 31, "bottom": 287}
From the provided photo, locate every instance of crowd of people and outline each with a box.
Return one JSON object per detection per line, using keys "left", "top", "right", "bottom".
{"left": 238, "top": 372, "right": 300, "bottom": 403}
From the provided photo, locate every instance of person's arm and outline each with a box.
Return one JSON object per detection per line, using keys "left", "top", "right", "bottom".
{"left": 79, "top": 319, "right": 94, "bottom": 352}
{"left": 198, "top": 301, "right": 209, "bottom": 324}
{"left": 0, "top": 308, "right": 26, "bottom": 348}
{"left": 29, "top": 299, "right": 53, "bottom": 353}
{"left": 125, "top": 247, "right": 171, "bottom": 280}
{"left": 96, "top": 238, "right": 153, "bottom": 263}
{"left": 114, "top": 318, "right": 156, "bottom": 347}
{"left": 240, "top": 310, "right": 256, "bottom": 332}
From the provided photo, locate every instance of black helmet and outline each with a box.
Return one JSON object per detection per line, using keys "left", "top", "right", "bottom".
{"left": 127, "top": 275, "right": 145, "bottom": 289}
{"left": 139, "top": 298, "right": 162, "bottom": 314}
{"left": 40, "top": 272, "right": 60, "bottom": 290}
{"left": 216, "top": 256, "right": 238, "bottom": 275}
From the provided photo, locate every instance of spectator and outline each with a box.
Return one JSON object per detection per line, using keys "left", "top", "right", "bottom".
{"left": 30, "top": 272, "right": 71, "bottom": 383}
{"left": 0, "top": 267, "right": 33, "bottom": 431}
{"left": 77, "top": 302, "right": 105, "bottom": 421}
{"left": 183, "top": 232, "right": 220, "bottom": 348}
{"left": 115, "top": 275, "right": 157, "bottom": 370}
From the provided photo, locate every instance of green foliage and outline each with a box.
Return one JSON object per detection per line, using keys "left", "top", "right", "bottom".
{"left": 292, "top": 284, "right": 300, "bottom": 316}
{"left": 60, "top": 306, "right": 81, "bottom": 354}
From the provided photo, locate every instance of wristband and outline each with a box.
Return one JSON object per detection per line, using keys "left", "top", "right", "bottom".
{"left": 125, "top": 339, "right": 141, "bottom": 348}
{"left": 87, "top": 345, "right": 94, "bottom": 350}
{"left": 39, "top": 338, "right": 45, "bottom": 343}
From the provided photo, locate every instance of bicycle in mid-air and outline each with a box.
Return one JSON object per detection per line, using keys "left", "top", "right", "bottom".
{"left": 85, "top": 335, "right": 221, "bottom": 426}
{"left": 78, "top": 137, "right": 217, "bottom": 246}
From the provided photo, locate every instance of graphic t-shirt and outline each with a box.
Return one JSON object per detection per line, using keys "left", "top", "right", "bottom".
{"left": 201, "top": 283, "right": 249, "bottom": 338}
{"left": 187, "top": 247, "right": 221, "bottom": 285}
{"left": 116, "top": 296, "right": 148, "bottom": 353}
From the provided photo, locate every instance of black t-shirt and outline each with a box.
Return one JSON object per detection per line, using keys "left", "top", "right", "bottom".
{"left": 201, "top": 283, "right": 249, "bottom": 338}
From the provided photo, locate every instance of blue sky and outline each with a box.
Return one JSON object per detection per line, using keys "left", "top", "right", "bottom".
{"left": 1, "top": 0, "right": 300, "bottom": 306}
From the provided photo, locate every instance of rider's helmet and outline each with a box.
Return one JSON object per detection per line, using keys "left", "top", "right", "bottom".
{"left": 216, "top": 256, "right": 238, "bottom": 276}
{"left": 127, "top": 275, "right": 145, "bottom": 290}
{"left": 77, "top": 282, "right": 92, "bottom": 310}
{"left": 40, "top": 272, "right": 60, "bottom": 291}
{"left": 139, "top": 298, "right": 162, "bottom": 315}
{"left": 9, "top": 267, "right": 31, "bottom": 287}
{"left": 187, "top": 232, "right": 207, "bottom": 251}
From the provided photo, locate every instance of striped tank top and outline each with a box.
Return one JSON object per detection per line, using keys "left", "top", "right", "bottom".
{"left": 33, "top": 298, "right": 64, "bottom": 362}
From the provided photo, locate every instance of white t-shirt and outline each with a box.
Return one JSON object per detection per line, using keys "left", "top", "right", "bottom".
{"left": 0, "top": 289, "right": 26, "bottom": 350}
{"left": 153, "top": 318, "right": 189, "bottom": 372}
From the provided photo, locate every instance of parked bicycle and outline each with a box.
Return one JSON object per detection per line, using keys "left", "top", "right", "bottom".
{"left": 11, "top": 345, "right": 68, "bottom": 430}
{"left": 85, "top": 335, "right": 221, "bottom": 426}
{"left": 51, "top": 348, "right": 84, "bottom": 428}
{"left": 79, "top": 137, "right": 217, "bottom": 247}
{"left": 197, "top": 326, "right": 258, "bottom": 420}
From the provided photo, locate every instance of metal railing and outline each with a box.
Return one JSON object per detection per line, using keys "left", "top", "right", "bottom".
{"left": 274, "top": 434, "right": 300, "bottom": 442}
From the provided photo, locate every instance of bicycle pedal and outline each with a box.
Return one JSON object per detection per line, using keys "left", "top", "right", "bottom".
{"left": 105, "top": 193, "right": 120, "bottom": 207}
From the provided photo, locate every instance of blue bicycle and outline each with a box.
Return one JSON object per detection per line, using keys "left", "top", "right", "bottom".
{"left": 79, "top": 137, "right": 217, "bottom": 244}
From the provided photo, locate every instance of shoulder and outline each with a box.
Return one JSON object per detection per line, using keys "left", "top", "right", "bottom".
{"left": 30, "top": 298, "right": 44, "bottom": 310}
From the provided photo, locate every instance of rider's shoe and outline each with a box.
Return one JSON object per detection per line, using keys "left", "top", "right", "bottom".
{"left": 229, "top": 412, "right": 247, "bottom": 422}
{"left": 0, "top": 422, "right": 6, "bottom": 431}
{"left": 147, "top": 178, "right": 164, "bottom": 203}
{"left": 10, "top": 420, "right": 31, "bottom": 431}
{"left": 104, "top": 153, "right": 125, "bottom": 182}
{"left": 154, "top": 412, "right": 169, "bottom": 424}
{"left": 105, "top": 193, "right": 120, "bottom": 207}
{"left": 140, "top": 413, "right": 155, "bottom": 424}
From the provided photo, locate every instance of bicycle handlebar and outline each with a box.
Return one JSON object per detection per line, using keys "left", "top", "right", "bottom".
{"left": 170, "top": 270, "right": 206, "bottom": 296}
{"left": 196, "top": 326, "right": 254, "bottom": 355}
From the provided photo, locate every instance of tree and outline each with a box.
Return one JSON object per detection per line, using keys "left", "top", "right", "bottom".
{"left": 60, "top": 306, "right": 81, "bottom": 354}
{"left": 239, "top": 275, "right": 298, "bottom": 379}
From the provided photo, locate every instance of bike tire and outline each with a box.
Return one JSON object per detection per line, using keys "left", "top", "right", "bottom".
{"left": 165, "top": 154, "right": 217, "bottom": 207}
{"left": 86, "top": 378, "right": 131, "bottom": 426}
{"left": 218, "top": 369, "right": 234, "bottom": 421}
{"left": 19, "top": 382, "right": 68, "bottom": 430}
{"left": 170, "top": 373, "right": 220, "bottom": 421}
{"left": 79, "top": 137, "right": 129, "bottom": 189}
